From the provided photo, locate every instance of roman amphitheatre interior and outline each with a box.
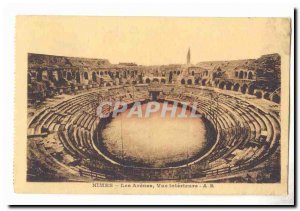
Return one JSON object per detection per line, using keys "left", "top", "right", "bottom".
{"left": 27, "top": 50, "right": 281, "bottom": 183}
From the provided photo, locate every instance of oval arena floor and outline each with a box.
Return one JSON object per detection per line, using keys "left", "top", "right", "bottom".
{"left": 99, "top": 101, "right": 215, "bottom": 168}
{"left": 27, "top": 85, "right": 281, "bottom": 182}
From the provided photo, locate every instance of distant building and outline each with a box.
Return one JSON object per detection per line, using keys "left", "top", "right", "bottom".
{"left": 118, "top": 62, "right": 137, "bottom": 66}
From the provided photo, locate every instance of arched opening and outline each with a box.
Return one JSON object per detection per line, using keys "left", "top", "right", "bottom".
{"left": 272, "top": 94, "right": 280, "bottom": 104}
{"left": 248, "top": 84, "right": 255, "bottom": 95}
{"left": 214, "top": 80, "right": 219, "bottom": 87}
{"left": 84, "top": 72, "right": 89, "bottom": 80}
{"left": 153, "top": 78, "right": 159, "bottom": 83}
{"left": 191, "top": 71, "right": 194, "bottom": 76}
{"left": 161, "top": 78, "right": 166, "bottom": 84}
{"left": 181, "top": 79, "right": 185, "bottom": 85}
{"left": 177, "top": 71, "right": 180, "bottom": 75}
{"left": 202, "top": 79, "right": 207, "bottom": 86}
{"left": 66, "top": 72, "right": 72, "bottom": 81}
{"left": 42, "top": 71, "right": 48, "bottom": 81}
{"left": 263, "top": 92, "right": 270, "bottom": 100}
{"left": 132, "top": 81, "right": 137, "bottom": 85}
{"left": 76, "top": 72, "right": 81, "bottom": 83}
{"left": 49, "top": 71, "right": 58, "bottom": 82}
{"left": 225, "top": 83, "right": 233, "bottom": 90}
{"left": 145, "top": 78, "right": 150, "bottom": 84}
{"left": 92, "top": 72, "right": 97, "bottom": 82}
{"left": 100, "top": 71, "right": 103, "bottom": 76}
{"left": 56, "top": 72, "right": 63, "bottom": 80}
{"left": 235, "top": 71, "right": 239, "bottom": 77}
{"left": 239, "top": 71, "right": 244, "bottom": 79}
{"left": 233, "top": 83, "right": 240, "bottom": 91}
{"left": 219, "top": 81, "right": 226, "bottom": 89}
{"left": 241, "top": 84, "right": 248, "bottom": 94}
{"left": 248, "top": 72, "right": 253, "bottom": 79}
{"left": 106, "top": 82, "right": 111, "bottom": 87}
{"left": 195, "top": 79, "right": 199, "bottom": 85}
{"left": 57, "top": 70, "right": 63, "bottom": 81}
{"left": 187, "top": 79, "right": 192, "bottom": 85}
{"left": 255, "top": 91, "right": 262, "bottom": 98}
{"left": 105, "top": 71, "right": 108, "bottom": 75}
{"left": 168, "top": 72, "right": 173, "bottom": 83}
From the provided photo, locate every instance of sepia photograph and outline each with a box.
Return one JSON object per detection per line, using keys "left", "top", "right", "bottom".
{"left": 26, "top": 51, "right": 282, "bottom": 183}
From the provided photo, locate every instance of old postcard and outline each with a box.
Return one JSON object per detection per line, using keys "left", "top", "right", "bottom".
{"left": 14, "top": 16, "right": 291, "bottom": 195}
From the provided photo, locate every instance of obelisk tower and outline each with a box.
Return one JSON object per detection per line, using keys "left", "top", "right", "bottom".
{"left": 187, "top": 48, "right": 191, "bottom": 65}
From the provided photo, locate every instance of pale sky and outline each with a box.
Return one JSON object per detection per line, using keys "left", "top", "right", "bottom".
{"left": 18, "top": 16, "right": 291, "bottom": 65}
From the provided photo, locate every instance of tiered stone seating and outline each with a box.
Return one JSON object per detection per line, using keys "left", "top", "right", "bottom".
{"left": 28, "top": 84, "right": 281, "bottom": 181}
